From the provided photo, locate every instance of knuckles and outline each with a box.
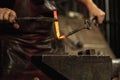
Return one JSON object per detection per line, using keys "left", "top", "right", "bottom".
{"left": 0, "top": 8, "right": 16, "bottom": 21}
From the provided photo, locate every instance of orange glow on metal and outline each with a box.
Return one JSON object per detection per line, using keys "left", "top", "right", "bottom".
{"left": 53, "top": 10, "right": 61, "bottom": 39}
{"left": 54, "top": 21, "right": 60, "bottom": 38}
{"left": 59, "top": 35, "right": 66, "bottom": 39}
{"left": 53, "top": 10, "right": 58, "bottom": 19}
{"left": 53, "top": 10, "right": 67, "bottom": 40}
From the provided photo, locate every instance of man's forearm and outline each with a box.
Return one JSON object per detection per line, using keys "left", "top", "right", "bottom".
{"left": 76, "top": 0, "right": 92, "bottom": 3}
{"left": 76, "top": 0, "right": 105, "bottom": 24}
{"left": 76, "top": 0, "right": 95, "bottom": 8}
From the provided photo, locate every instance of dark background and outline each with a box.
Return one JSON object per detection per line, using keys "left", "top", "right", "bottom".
{"left": 94, "top": 0, "right": 120, "bottom": 58}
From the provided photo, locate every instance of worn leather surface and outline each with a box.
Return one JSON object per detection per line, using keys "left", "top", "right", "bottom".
{"left": 0, "top": 0, "right": 62, "bottom": 80}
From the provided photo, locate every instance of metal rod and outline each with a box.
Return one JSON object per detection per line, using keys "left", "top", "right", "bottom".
{"left": 65, "top": 27, "right": 86, "bottom": 37}
{"left": 16, "top": 17, "right": 54, "bottom": 22}
{"left": 0, "top": 17, "right": 54, "bottom": 24}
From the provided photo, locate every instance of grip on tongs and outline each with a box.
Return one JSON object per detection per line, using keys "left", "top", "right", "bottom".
{"left": 84, "top": 16, "right": 98, "bottom": 29}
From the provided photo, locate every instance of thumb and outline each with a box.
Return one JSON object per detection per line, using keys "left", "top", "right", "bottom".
{"left": 13, "top": 21, "right": 20, "bottom": 29}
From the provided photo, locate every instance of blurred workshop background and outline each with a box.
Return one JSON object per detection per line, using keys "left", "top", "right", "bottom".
{"left": 56, "top": 0, "right": 120, "bottom": 58}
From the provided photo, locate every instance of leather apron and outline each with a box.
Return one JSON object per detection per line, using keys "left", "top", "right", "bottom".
{"left": 0, "top": 0, "right": 64, "bottom": 80}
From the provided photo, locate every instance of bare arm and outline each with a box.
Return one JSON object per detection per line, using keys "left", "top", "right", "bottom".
{"left": 76, "top": 0, "right": 105, "bottom": 24}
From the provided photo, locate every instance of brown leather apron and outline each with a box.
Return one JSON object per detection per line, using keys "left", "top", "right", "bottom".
{"left": 0, "top": 0, "right": 63, "bottom": 80}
